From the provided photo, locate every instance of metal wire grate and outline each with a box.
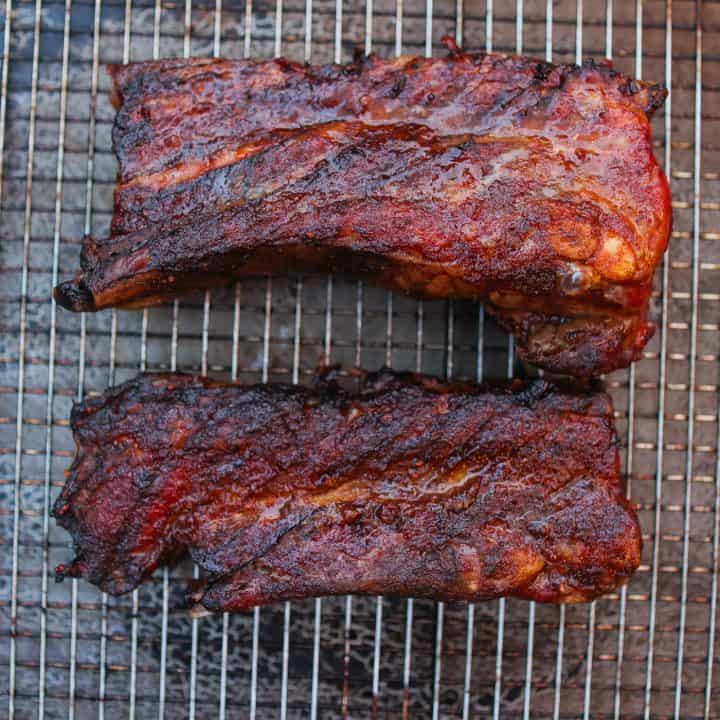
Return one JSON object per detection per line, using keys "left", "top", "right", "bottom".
{"left": 1, "top": 0, "right": 718, "bottom": 717}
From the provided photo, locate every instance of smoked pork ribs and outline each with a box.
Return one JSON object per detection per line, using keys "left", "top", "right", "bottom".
{"left": 54, "top": 370, "right": 641, "bottom": 611}
{"left": 53, "top": 41, "right": 671, "bottom": 376}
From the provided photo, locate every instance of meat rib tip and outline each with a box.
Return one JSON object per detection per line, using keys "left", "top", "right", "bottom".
{"left": 53, "top": 38, "right": 671, "bottom": 377}
{"left": 54, "top": 369, "right": 641, "bottom": 611}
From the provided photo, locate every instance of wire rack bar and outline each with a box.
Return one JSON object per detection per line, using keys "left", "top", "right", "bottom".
{"left": 36, "top": 0, "right": 71, "bottom": 715}
{"left": 644, "top": 0, "right": 674, "bottom": 711}
{"left": 708, "top": 384, "right": 720, "bottom": 718}
{"left": 9, "top": 0, "right": 42, "bottom": 714}
{"left": 0, "top": 0, "right": 10, "bottom": 200}
{"left": 613, "top": 1, "right": 637, "bottom": 716}
{"left": 674, "top": 2, "right": 702, "bottom": 717}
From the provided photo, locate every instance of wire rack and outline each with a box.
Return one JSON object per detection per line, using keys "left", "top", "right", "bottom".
{"left": 0, "top": 0, "right": 718, "bottom": 718}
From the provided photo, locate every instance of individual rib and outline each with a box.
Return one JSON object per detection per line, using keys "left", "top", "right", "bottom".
{"left": 53, "top": 40, "right": 671, "bottom": 376}
{"left": 54, "top": 370, "right": 641, "bottom": 611}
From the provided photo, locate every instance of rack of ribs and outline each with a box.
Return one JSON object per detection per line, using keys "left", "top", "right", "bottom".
{"left": 53, "top": 370, "right": 641, "bottom": 612}
{"left": 53, "top": 39, "right": 671, "bottom": 376}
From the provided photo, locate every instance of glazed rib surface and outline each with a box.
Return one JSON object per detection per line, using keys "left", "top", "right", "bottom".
{"left": 54, "top": 42, "right": 671, "bottom": 376}
{"left": 54, "top": 370, "right": 641, "bottom": 610}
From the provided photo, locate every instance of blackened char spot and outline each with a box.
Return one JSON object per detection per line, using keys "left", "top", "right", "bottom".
{"left": 388, "top": 75, "right": 407, "bottom": 99}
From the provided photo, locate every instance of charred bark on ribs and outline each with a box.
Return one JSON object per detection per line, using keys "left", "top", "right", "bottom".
{"left": 54, "top": 370, "right": 640, "bottom": 611}
{"left": 53, "top": 39, "right": 671, "bottom": 376}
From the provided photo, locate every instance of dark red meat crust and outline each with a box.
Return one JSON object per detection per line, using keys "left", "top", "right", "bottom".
{"left": 53, "top": 370, "right": 641, "bottom": 611}
{"left": 53, "top": 42, "right": 671, "bottom": 377}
